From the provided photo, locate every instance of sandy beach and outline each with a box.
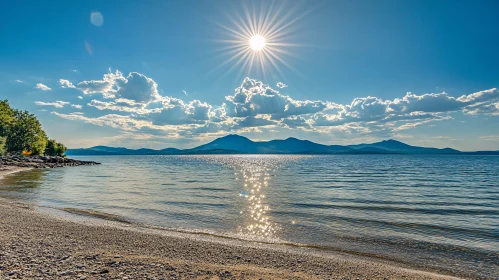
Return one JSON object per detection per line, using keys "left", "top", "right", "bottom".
{"left": 0, "top": 169, "right": 466, "bottom": 280}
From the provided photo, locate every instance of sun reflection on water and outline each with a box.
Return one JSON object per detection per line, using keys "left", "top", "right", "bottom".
{"left": 236, "top": 165, "right": 277, "bottom": 238}
{"left": 209, "top": 155, "right": 303, "bottom": 241}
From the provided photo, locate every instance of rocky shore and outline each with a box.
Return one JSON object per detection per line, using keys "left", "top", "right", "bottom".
{"left": 0, "top": 155, "right": 100, "bottom": 169}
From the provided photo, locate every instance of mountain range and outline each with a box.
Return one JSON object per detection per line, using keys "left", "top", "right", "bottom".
{"left": 66, "top": 135, "right": 499, "bottom": 156}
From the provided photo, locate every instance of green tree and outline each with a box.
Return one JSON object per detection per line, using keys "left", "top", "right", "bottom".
{"left": 6, "top": 110, "right": 47, "bottom": 155}
{"left": 45, "top": 139, "right": 58, "bottom": 156}
{"left": 56, "top": 142, "right": 67, "bottom": 156}
{"left": 0, "top": 99, "right": 15, "bottom": 137}
{"left": 0, "top": 100, "right": 16, "bottom": 155}
{"left": 45, "top": 139, "right": 67, "bottom": 156}
{"left": 0, "top": 136, "right": 6, "bottom": 156}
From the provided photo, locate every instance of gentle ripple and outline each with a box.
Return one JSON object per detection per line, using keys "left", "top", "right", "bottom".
{"left": 0, "top": 154, "right": 498, "bottom": 278}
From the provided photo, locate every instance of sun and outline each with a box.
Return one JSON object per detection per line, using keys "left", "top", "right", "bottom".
{"left": 213, "top": 1, "right": 312, "bottom": 78}
{"left": 249, "top": 35, "right": 266, "bottom": 51}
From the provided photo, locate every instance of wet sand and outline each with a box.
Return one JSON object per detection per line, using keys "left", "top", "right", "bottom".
{"left": 0, "top": 165, "right": 32, "bottom": 179}
{"left": 0, "top": 169, "right": 463, "bottom": 279}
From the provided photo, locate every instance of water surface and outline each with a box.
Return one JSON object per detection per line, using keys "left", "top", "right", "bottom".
{"left": 1, "top": 155, "right": 498, "bottom": 278}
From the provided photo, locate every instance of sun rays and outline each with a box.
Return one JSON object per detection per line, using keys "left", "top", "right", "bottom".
{"left": 212, "top": 1, "right": 312, "bottom": 79}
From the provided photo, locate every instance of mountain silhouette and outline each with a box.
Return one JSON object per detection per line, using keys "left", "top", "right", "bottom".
{"left": 348, "top": 139, "right": 460, "bottom": 154}
{"left": 66, "top": 134, "right": 498, "bottom": 155}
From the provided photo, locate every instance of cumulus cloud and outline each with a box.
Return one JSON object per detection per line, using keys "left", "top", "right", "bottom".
{"left": 35, "top": 101, "right": 69, "bottom": 108}
{"left": 78, "top": 96, "right": 83, "bottom": 99}
{"left": 311, "top": 88, "right": 499, "bottom": 128}
{"left": 116, "top": 72, "right": 159, "bottom": 103}
{"left": 148, "top": 100, "right": 211, "bottom": 126}
{"left": 71, "top": 104, "right": 83, "bottom": 109}
{"left": 50, "top": 70, "right": 499, "bottom": 140}
{"left": 76, "top": 70, "right": 124, "bottom": 97}
{"left": 76, "top": 70, "right": 159, "bottom": 104}
{"left": 59, "top": 79, "right": 76, "bottom": 88}
{"left": 234, "top": 116, "right": 275, "bottom": 128}
{"left": 35, "top": 83, "right": 52, "bottom": 91}
{"left": 276, "top": 82, "right": 287, "bottom": 88}
{"left": 224, "top": 78, "right": 326, "bottom": 119}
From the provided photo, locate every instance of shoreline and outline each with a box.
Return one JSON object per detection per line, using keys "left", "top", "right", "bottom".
{"left": 0, "top": 201, "right": 464, "bottom": 280}
{"left": 0, "top": 165, "right": 33, "bottom": 180}
{"left": 0, "top": 169, "right": 467, "bottom": 279}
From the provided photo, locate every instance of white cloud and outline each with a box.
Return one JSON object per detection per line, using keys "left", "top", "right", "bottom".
{"left": 116, "top": 72, "right": 159, "bottom": 103}
{"left": 59, "top": 79, "right": 76, "bottom": 88}
{"left": 78, "top": 96, "right": 83, "bottom": 99}
{"left": 35, "top": 101, "right": 69, "bottom": 108}
{"left": 35, "top": 83, "right": 52, "bottom": 91}
{"left": 51, "top": 71, "right": 499, "bottom": 140}
{"left": 76, "top": 70, "right": 159, "bottom": 104}
{"left": 15, "top": 79, "right": 23, "bottom": 83}
{"left": 71, "top": 104, "right": 83, "bottom": 109}
{"left": 479, "top": 135, "right": 499, "bottom": 141}
{"left": 149, "top": 100, "right": 211, "bottom": 126}
{"left": 88, "top": 99, "right": 159, "bottom": 114}
{"left": 224, "top": 77, "right": 326, "bottom": 119}
{"left": 183, "top": 90, "right": 188, "bottom": 95}
{"left": 76, "top": 70, "right": 123, "bottom": 97}
{"left": 276, "top": 82, "right": 287, "bottom": 88}
{"left": 234, "top": 116, "right": 275, "bottom": 128}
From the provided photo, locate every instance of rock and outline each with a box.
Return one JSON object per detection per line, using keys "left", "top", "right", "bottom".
{"left": 0, "top": 155, "right": 100, "bottom": 169}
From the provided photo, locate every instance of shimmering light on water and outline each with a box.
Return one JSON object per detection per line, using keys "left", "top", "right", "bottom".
{"left": 1, "top": 154, "right": 498, "bottom": 278}
{"left": 210, "top": 155, "right": 301, "bottom": 240}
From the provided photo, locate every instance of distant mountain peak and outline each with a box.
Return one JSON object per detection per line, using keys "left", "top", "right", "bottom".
{"left": 377, "top": 139, "right": 412, "bottom": 147}
{"left": 66, "top": 134, "right": 499, "bottom": 156}
{"left": 218, "top": 134, "right": 251, "bottom": 141}
{"left": 382, "top": 139, "right": 405, "bottom": 144}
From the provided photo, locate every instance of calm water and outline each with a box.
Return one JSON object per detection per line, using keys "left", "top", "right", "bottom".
{"left": 1, "top": 155, "right": 498, "bottom": 278}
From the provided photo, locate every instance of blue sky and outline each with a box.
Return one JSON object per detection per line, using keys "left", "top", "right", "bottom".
{"left": 1, "top": 0, "right": 498, "bottom": 151}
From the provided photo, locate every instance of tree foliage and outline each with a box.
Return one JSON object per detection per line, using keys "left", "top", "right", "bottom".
{"left": 0, "top": 100, "right": 66, "bottom": 156}
{"left": 0, "top": 99, "right": 15, "bottom": 137}
{"left": 6, "top": 110, "right": 48, "bottom": 155}
{"left": 45, "top": 139, "right": 67, "bottom": 157}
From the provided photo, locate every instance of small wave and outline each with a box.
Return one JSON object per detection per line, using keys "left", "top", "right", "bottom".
{"left": 291, "top": 202, "right": 499, "bottom": 216}
{"left": 190, "top": 187, "right": 231, "bottom": 192}
{"left": 162, "top": 201, "right": 229, "bottom": 208}
{"left": 62, "top": 208, "right": 131, "bottom": 224}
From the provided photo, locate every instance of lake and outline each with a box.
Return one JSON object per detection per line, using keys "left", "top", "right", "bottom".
{"left": 1, "top": 155, "right": 498, "bottom": 278}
